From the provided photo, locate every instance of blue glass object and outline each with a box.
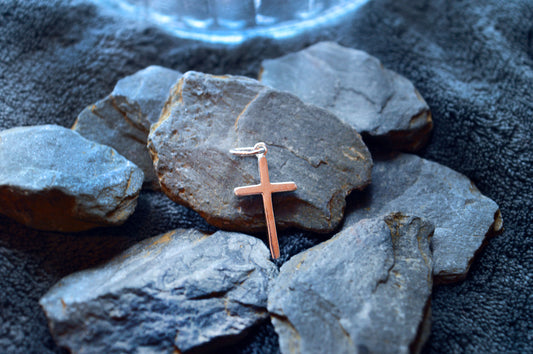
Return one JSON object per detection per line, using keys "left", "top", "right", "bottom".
{"left": 97, "top": 0, "right": 371, "bottom": 44}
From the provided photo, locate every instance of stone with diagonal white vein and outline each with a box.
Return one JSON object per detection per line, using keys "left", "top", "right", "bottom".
{"left": 147, "top": 71, "right": 373, "bottom": 233}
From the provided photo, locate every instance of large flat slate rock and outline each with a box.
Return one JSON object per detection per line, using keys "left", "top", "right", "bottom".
{"left": 260, "top": 41, "right": 432, "bottom": 151}
{"left": 40, "top": 228, "right": 278, "bottom": 353}
{"left": 346, "top": 153, "right": 502, "bottom": 282}
{"left": 148, "top": 71, "right": 372, "bottom": 233}
{"left": 0, "top": 125, "right": 143, "bottom": 232}
{"left": 73, "top": 66, "right": 181, "bottom": 189}
{"left": 268, "top": 213, "right": 434, "bottom": 354}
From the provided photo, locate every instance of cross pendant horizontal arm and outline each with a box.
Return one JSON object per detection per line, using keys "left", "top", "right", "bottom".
{"left": 234, "top": 182, "right": 298, "bottom": 196}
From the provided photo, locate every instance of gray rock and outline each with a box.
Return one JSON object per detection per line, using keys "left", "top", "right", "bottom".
{"left": 346, "top": 153, "right": 503, "bottom": 282}
{"left": 260, "top": 42, "right": 432, "bottom": 151}
{"left": 73, "top": 66, "right": 181, "bottom": 189}
{"left": 268, "top": 214, "right": 434, "bottom": 354}
{"left": 40, "top": 229, "right": 278, "bottom": 353}
{"left": 148, "top": 71, "right": 372, "bottom": 233}
{"left": 0, "top": 125, "right": 143, "bottom": 232}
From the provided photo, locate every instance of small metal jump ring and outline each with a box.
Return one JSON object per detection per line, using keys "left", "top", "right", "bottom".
{"left": 230, "top": 142, "right": 267, "bottom": 156}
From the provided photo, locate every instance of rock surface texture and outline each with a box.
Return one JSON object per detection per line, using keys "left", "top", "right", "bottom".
{"left": 346, "top": 153, "right": 502, "bottom": 282}
{"left": 0, "top": 125, "right": 143, "bottom": 231}
{"left": 148, "top": 71, "right": 372, "bottom": 233}
{"left": 260, "top": 41, "right": 432, "bottom": 151}
{"left": 40, "top": 229, "right": 278, "bottom": 353}
{"left": 73, "top": 66, "right": 181, "bottom": 189}
{"left": 268, "top": 214, "right": 434, "bottom": 354}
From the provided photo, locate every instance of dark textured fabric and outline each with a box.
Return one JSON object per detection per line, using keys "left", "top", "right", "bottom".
{"left": 0, "top": 0, "right": 531, "bottom": 353}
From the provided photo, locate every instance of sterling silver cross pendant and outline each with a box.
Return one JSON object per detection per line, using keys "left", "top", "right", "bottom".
{"left": 230, "top": 142, "right": 297, "bottom": 259}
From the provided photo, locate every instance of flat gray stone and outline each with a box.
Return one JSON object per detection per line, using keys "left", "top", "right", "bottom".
{"left": 268, "top": 214, "right": 434, "bottom": 354}
{"left": 148, "top": 71, "right": 372, "bottom": 233}
{"left": 346, "top": 153, "right": 503, "bottom": 282}
{"left": 260, "top": 41, "right": 432, "bottom": 151}
{"left": 40, "top": 229, "right": 278, "bottom": 353}
{"left": 0, "top": 125, "right": 143, "bottom": 231}
{"left": 73, "top": 66, "right": 181, "bottom": 189}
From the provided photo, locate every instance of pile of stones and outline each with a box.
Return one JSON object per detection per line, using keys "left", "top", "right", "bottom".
{"left": 0, "top": 42, "right": 501, "bottom": 353}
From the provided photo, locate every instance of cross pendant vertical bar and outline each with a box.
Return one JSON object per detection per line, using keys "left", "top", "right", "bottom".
{"left": 231, "top": 143, "right": 297, "bottom": 259}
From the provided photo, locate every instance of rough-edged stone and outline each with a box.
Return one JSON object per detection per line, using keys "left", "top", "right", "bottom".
{"left": 260, "top": 41, "right": 432, "bottom": 151}
{"left": 73, "top": 66, "right": 181, "bottom": 189}
{"left": 268, "top": 213, "right": 434, "bottom": 354}
{"left": 147, "top": 71, "right": 372, "bottom": 233}
{"left": 0, "top": 125, "right": 143, "bottom": 232}
{"left": 346, "top": 153, "right": 502, "bottom": 282}
{"left": 40, "top": 228, "right": 278, "bottom": 353}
